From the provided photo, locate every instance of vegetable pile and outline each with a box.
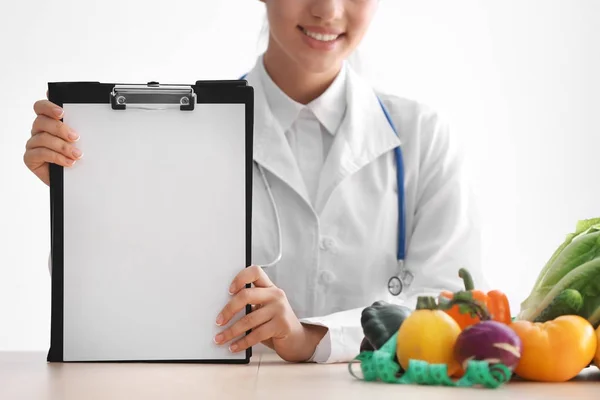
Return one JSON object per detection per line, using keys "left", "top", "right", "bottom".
{"left": 355, "top": 217, "right": 600, "bottom": 387}
{"left": 355, "top": 287, "right": 521, "bottom": 388}
{"left": 356, "top": 269, "right": 525, "bottom": 385}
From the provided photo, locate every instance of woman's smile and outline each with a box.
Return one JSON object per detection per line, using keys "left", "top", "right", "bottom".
{"left": 298, "top": 25, "right": 346, "bottom": 51}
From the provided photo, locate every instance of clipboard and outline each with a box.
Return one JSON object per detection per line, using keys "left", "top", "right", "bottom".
{"left": 46, "top": 79, "right": 254, "bottom": 364}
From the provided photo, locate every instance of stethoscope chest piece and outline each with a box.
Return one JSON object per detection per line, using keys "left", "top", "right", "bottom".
{"left": 388, "top": 263, "right": 414, "bottom": 296}
{"left": 387, "top": 276, "right": 403, "bottom": 296}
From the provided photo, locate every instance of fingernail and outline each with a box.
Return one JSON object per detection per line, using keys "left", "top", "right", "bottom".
{"left": 229, "top": 344, "right": 238, "bottom": 352}
{"left": 228, "top": 284, "right": 235, "bottom": 294}
{"left": 214, "top": 333, "right": 224, "bottom": 344}
{"left": 54, "top": 108, "right": 64, "bottom": 118}
{"left": 216, "top": 313, "right": 224, "bottom": 326}
{"left": 68, "top": 129, "right": 79, "bottom": 141}
{"left": 72, "top": 148, "right": 83, "bottom": 159}
{"left": 66, "top": 159, "right": 75, "bottom": 166}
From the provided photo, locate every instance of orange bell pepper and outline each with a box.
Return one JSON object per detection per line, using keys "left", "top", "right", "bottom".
{"left": 510, "top": 315, "right": 597, "bottom": 382}
{"left": 439, "top": 268, "right": 511, "bottom": 329}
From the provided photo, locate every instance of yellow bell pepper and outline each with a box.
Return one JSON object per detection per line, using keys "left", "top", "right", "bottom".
{"left": 396, "top": 296, "right": 462, "bottom": 376}
{"left": 510, "top": 315, "right": 597, "bottom": 382}
{"left": 594, "top": 325, "right": 600, "bottom": 368}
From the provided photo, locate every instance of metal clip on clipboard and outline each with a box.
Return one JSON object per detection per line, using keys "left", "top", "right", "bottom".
{"left": 110, "top": 81, "right": 196, "bottom": 111}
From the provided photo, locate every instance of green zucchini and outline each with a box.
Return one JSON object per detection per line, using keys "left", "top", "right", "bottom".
{"left": 533, "top": 289, "right": 583, "bottom": 322}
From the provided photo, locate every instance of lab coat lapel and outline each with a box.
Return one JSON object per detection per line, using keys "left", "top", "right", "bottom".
{"left": 314, "top": 67, "right": 402, "bottom": 214}
{"left": 245, "top": 68, "right": 312, "bottom": 207}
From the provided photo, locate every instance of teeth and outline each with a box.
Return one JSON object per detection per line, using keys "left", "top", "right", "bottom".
{"left": 302, "top": 28, "right": 339, "bottom": 42}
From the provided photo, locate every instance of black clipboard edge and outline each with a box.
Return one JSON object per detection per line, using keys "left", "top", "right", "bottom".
{"left": 243, "top": 86, "right": 254, "bottom": 363}
{"left": 47, "top": 80, "right": 254, "bottom": 364}
{"left": 54, "top": 358, "right": 251, "bottom": 364}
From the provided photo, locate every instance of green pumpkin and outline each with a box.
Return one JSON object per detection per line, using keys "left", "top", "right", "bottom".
{"left": 359, "top": 301, "right": 412, "bottom": 353}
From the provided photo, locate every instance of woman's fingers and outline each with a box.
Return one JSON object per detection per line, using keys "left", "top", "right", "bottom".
{"left": 26, "top": 132, "right": 83, "bottom": 162}
{"left": 214, "top": 305, "right": 271, "bottom": 346}
{"left": 23, "top": 147, "right": 78, "bottom": 169}
{"left": 25, "top": 98, "right": 80, "bottom": 187}
{"left": 228, "top": 321, "right": 277, "bottom": 353}
{"left": 228, "top": 265, "right": 273, "bottom": 294}
{"left": 33, "top": 99, "right": 64, "bottom": 120}
{"left": 217, "top": 287, "right": 281, "bottom": 326}
{"left": 31, "top": 114, "right": 79, "bottom": 142}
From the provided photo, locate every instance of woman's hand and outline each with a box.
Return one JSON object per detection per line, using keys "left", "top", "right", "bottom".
{"left": 214, "top": 265, "right": 328, "bottom": 362}
{"left": 24, "top": 93, "right": 83, "bottom": 186}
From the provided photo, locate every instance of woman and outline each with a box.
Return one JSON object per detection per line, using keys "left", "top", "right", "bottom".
{"left": 23, "top": 0, "right": 484, "bottom": 364}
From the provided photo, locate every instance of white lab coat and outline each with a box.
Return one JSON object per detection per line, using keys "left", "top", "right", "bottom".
{"left": 245, "top": 60, "right": 484, "bottom": 363}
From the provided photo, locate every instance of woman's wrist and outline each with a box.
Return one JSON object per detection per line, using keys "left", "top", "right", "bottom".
{"left": 298, "top": 323, "right": 329, "bottom": 362}
{"left": 273, "top": 323, "right": 328, "bottom": 363}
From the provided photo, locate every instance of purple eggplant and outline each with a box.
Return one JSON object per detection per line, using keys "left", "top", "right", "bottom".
{"left": 454, "top": 320, "right": 522, "bottom": 373}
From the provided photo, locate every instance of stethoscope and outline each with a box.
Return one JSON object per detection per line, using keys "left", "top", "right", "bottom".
{"left": 240, "top": 74, "right": 413, "bottom": 296}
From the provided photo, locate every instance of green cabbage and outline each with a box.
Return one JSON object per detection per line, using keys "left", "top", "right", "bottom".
{"left": 517, "top": 218, "right": 600, "bottom": 326}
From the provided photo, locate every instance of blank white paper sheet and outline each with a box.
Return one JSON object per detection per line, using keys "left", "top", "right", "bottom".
{"left": 61, "top": 102, "right": 247, "bottom": 361}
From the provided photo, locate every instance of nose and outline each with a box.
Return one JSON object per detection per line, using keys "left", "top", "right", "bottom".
{"left": 310, "top": 0, "right": 343, "bottom": 22}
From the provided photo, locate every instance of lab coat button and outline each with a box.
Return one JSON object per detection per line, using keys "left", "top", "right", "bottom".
{"left": 319, "top": 238, "right": 327, "bottom": 250}
{"left": 319, "top": 270, "right": 336, "bottom": 285}
{"left": 319, "top": 237, "right": 336, "bottom": 251}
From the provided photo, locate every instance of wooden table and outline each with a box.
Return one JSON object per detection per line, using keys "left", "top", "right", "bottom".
{"left": 2, "top": 350, "right": 599, "bottom": 399}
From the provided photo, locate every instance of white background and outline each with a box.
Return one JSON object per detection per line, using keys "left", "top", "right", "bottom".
{"left": 1, "top": 0, "right": 598, "bottom": 350}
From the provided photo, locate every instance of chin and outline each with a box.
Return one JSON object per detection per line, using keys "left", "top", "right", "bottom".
{"left": 293, "top": 53, "right": 345, "bottom": 75}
